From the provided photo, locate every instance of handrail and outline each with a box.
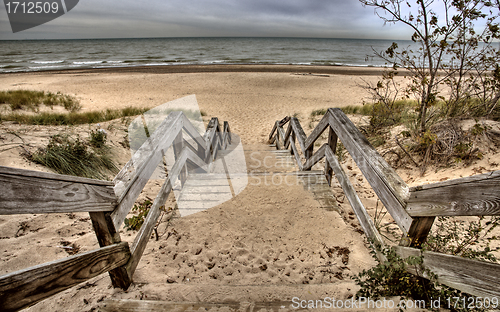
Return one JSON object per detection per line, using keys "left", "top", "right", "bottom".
{"left": 0, "top": 111, "right": 233, "bottom": 311}
{"left": 0, "top": 242, "right": 130, "bottom": 312}
{"left": 269, "top": 108, "right": 500, "bottom": 297}
{"left": 0, "top": 166, "right": 117, "bottom": 214}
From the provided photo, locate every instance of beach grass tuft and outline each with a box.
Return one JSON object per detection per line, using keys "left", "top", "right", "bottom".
{"left": 29, "top": 134, "right": 117, "bottom": 180}
{"left": 2, "top": 106, "right": 150, "bottom": 125}
{"left": 0, "top": 90, "right": 81, "bottom": 112}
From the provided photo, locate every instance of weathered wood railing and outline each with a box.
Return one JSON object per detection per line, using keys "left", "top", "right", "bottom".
{"left": 0, "top": 111, "right": 231, "bottom": 312}
{"left": 269, "top": 108, "right": 500, "bottom": 298}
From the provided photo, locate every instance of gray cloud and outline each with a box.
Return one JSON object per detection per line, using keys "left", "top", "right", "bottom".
{"left": 0, "top": 0, "right": 412, "bottom": 39}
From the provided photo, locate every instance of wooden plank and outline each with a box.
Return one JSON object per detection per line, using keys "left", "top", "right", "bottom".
{"left": 324, "top": 127, "right": 338, "bottom": 186}
{"left": 325, "top": 147, "right": 386, "bottom": 261}
{"left": 277, "top": 123, "right": 286, "bottom": 148}
{"left": 268, "top": 121, "right": 278, "bottom": 142}
{"left": 0, "top": 169, "right": 117, "bottom": 215}
{"left": 223, "top": 121, "right": 232, "bottom": 146}
{"left": 0, "top": 242, "right": 130, "bottom": 312}
{"left": 400, "top": 216, "right": 435, "bottom": 247}
{"left": 89, "top": 212, "right": 131, "bottom": 289}
{"left": 328, "top": 108, "right": 412, "bottom": 234}
{"left": 101, "top": 299, "right": 308, "bottom": 312}
{"left": 284, "top": 122, "right": 293, "bottom": 149}
{"left": 289, "top": 134, "right": 304, "bottom": 171}
{"left": 302, "top": 143, "right": 327, "bottom": 171}
{"left": 0, "top": 166, "right": 114, "bottom": 186}
{"left": 304, "top": 112, "right": 330, "bottom": 152}
{"left": 275, "top": 133, "right": 281, "bottom": 150}
{"left": 395, "top": 246, "right": 500, "bottom": 298}
{"left": 181, "top": 114, "right": 206, "bottom": 152}
{"left": 112, "top": 112, "right": 184, "bottom": 230}
{"left": 173, "top": 131, "right": 186, "bottom": 186}
{"left": 407, "top": 171, "right": 500, "bottom": 217}
{"left": 290, "top": 117, "right": 308, "bottom": 156}
{"left": 203, "top": 118, "right": 218, "bottom": 161}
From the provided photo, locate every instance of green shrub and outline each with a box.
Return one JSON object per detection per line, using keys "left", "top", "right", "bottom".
{"left": 124, "top": 200, "right": 153, "bottom": 231}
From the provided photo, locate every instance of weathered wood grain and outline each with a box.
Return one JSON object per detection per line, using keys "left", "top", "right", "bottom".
{"left": 181, "top": 114, "right": 206, "bottom": 153}
{"left": 284, "top": 122, "right": 293, "bottom": 149}
{"left": 324, "top": 127, "right": 338, "bottom": 186}
{"left": 0, "top": 166, "right": 114, "bottom": 186}
{"left": 204, "top": 118, "right": 218, "bottom": 161}
{"left": 112, "top": 111, "right": 184, "bottom": 229}
{"left": 223, "top": 121, "right": 232, "bottom": 147}
{"left": 400, "top": 216, "right": 435, "bottom": 248}
{"left": 407, "top": 171, "right": 500, "bottom": 217}
{"left": 395, "top": 246, "right": 500, "bottom": 298}
{"left": 302, "top": 143, "right": 327, "bottom": 171}
{"left": 277, "top": 123, "right": 286, "bottom": 149}
{"left": 89, "top": 212, "right": 132, "bottom": 289}
{"left": 303, "top": 112, "right": 330, "bottom": 152}
{"left": 325, "top": 147, "right": 386, "bottom": 261}
{"left": 328, "top": 108, "right": 412, "bottom": 234}
{"left": 100, "top": 299, "right": 308, "bottom": 312}
{"left": 0, "top": 242, "right": 130, "bottom": 312}
{"left": 289, "top": 134, "right": 304, "bottom": 171}
{"left": 268, "top": 121, "right": 278, "bottom": 142}
{"left": 290, "top": 117, "right": 307, "bottom": 155}
{"left": 0, "top": 166, "right": 117, "bottom": 215}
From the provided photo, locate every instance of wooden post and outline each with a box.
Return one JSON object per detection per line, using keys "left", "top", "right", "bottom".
{"left": 400, "top": 217, "right": 436, "bottom": 247}
{"left": 324, "top": 127, "right": 338, "bottom": 186}
{"left": 89, "top": 212, "right": 132, "bottom": 289}
{"left": 173, "top": 131, "right": 187, "bottom": 186}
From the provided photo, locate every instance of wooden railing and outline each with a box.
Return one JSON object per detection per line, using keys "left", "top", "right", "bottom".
{"left": 0, "top": 112, "right": 232, "bottom": 312}
{"left": 269, "top": 108, "right": 500, "bottom": 298}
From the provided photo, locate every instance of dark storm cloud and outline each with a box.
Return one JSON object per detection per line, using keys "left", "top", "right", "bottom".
{"left": 0, "top": 0, "right": 410, "bottom": 39}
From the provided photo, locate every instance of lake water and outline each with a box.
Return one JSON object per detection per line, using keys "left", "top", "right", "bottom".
{"left": 0, "top": 37, "right": 416, "bottom": 73}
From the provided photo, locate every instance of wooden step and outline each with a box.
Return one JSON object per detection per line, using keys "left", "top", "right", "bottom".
{"left": 98, "top": 282, "right": 381, "bottom": 312}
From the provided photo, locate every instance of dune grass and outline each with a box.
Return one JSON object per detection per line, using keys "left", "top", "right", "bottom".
{"left": 0, "top": 90, "right": 81, "bottom": 112}
{"left": 0, "top": 106, "right": 150, "bottom": 125}
{"left": 30, "top": 134, "right": 118, "bottom": 180}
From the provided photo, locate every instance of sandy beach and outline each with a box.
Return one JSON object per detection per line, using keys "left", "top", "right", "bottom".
{"left": 0, "top": 65, "right": 498, "bottom": 311}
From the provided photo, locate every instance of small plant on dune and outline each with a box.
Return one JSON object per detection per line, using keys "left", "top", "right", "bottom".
{"left": 355, "top": 216, "right": 500, "bottom": 311}
{"left": 124, "top": 200, "right": 154, "bottom": 231}
{"left": 124, "top": 200, "right": 171, "bottom": 240}
{"left": 29, "top": 132, "right": 117, "bottom": 180}
{"left": 89, "top": 129, "right": 107, "bottom": 148}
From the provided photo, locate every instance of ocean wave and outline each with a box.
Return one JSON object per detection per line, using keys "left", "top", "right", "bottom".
{"left": 73, "top": 61, "right": 104, "bottom": 65}
{"left": 30, "top": 60, "right": 65, "bottom": 64}
{"left": 28, "top": 65, "right": 66, "bottom": 70}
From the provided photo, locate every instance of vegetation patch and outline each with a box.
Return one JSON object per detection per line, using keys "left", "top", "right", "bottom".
{"left": 28, "top": 132, "right": 117, "bottom": 180}
{"left": 355, "top": 215, "right": 500, "bottom": 311}
{"left": 1, "top": 106, "right": 149, "bottom": 125}
{"left": 0, "top": 90, "right": 80, "bottom": 112}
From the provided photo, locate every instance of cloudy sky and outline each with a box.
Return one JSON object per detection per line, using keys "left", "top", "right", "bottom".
{"left": 0, "top": 0, "right": 414, "bottom": 40}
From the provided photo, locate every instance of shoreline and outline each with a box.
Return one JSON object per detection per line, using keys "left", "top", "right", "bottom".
{"left": 0, "top": 64, "right": 396, "bottom": 76}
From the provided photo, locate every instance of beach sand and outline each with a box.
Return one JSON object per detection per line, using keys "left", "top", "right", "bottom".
{"left": 0, "top": 65, "right": 498, "bottom": 311}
